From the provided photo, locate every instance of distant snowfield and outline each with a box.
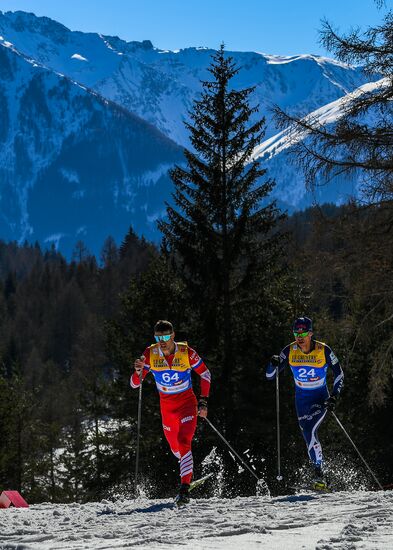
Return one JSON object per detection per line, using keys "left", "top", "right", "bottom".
{"left": 252, "top": 78, "right": 389, "bottom": 163}
{"left": 0, "top": 490, "right": 392, "bottom": 549}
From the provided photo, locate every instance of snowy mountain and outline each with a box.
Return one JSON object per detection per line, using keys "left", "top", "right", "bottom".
{"left": 0, "top": 10, "right": 380, "bottom": 254}
{"left": 0, "top": 27, "right": 183, "bottom": 256}
{"left": 0, "top": 491, "right": 392, "bottom": 549}
{"left": 0, "top": 10, "right": 373, "bottom": 147}
{"left": 252, "top": 78, "right": 390, "bottom": 210}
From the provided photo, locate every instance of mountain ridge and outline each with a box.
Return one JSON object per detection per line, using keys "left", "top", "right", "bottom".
{"left": 0, "top": 35, "right": 184, "bottom": 256}
{"left": 0, "top": 9, "right": 380, "bottom": 255}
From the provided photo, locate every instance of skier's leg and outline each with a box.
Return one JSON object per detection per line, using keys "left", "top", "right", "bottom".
{"left": 178, "top": 415, "right": 197, "bottom": 484}
{"left": 177, "top": 401, "right": 198, "bottom": 485}
{"left": 163, "top": 425, "right": 181, "bottom": 458}
{"left": 306, "top": 405, "right": 326, "bottom": 466}
{"left": 160, "top": 403, "right": 181, "bottom": 458}
{"left": 297, "top": 398, "right": 326, "bottom": 466}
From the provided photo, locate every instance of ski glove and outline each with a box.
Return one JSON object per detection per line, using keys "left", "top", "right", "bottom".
{"left": 271, "top": 355, "right": 280, "bottom": 367}
{"left": 324, "top": 396, "right": 336, "bottom": 411}
{"left": 198, "top": 397, "right": 208, "bottom": 412}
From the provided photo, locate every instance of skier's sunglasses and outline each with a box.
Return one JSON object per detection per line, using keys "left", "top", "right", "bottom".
{"left": 293, "top": 331, "right": 310, "bottom": 338}
{"left": 155, "top": 334, "right": 173, "bottom": 342}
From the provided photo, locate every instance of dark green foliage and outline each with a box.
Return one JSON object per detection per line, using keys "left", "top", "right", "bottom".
{"left": 0, "top": 200, "right": 392, "bottom": 501}
{"left": 0, "top": 232, "right": 160, "bottom": 502}
{"left": 0, "top": 40, "right": 392, "bottom": 501}
{"left": 282, "top": 202, "right": 393, "bottom": 486}
{"left": 159, "top": 46, "right": 287, "bottom": 430}
{"left": 0, "top": 363, "right": 37, "bottom": 493}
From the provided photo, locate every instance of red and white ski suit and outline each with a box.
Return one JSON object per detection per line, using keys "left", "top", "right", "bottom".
{"left": 131, "top": 342, "right": 211, "bottom": 484}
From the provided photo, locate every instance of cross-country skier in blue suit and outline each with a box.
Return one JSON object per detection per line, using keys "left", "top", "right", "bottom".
{"left": 266, "top": 317, "right": 344, "bottom": 489}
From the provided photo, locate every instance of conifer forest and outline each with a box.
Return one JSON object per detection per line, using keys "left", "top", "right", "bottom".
{"left": 0, "top": 18, "right": 393, "bottom": 503}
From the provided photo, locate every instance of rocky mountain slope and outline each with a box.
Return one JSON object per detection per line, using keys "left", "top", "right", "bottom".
{"left": 0, "top": 10, "right": 379, "bottom": 254}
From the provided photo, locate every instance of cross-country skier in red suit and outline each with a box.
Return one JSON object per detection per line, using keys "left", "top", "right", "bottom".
{"left": 131, "top": 320, "right": 211, "bottom": 505}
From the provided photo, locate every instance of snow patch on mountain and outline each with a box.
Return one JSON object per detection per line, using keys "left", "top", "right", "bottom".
{"left": 0, "top": 37, "right": 13, "bottom": 48}
{"left": 60, "top": 168, "right": 80, "bottom": 184}
{"left": 44, "top": 233, "right": 65, "bottom": 248}
{"left": 250, "top": 77, "right": 388, "bottom": 210}
{"left": 136, "top": 163, "right": 177, "bottom": 188}
{"left": 71, "top": 53, "right": 88, "bottom": 62}
{"left": 147, "top": 208, "right": 168, "bottom": 224}
{"left": 253, "top": 77, "right": 389, "bottom": 163}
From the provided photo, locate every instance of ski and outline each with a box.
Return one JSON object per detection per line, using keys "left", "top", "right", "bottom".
{"left": 312, "top": 480, "right": 331, "bottom": 492}
{"left": 290, "top": 482, "right": 332, "bottom": 494}
{"left": 190, "top": 472, "right": 214, "bottom": 492}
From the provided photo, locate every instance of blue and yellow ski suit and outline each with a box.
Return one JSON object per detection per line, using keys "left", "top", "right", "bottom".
{"left": 266, "top": 340, "right": 344, "bottom": 466}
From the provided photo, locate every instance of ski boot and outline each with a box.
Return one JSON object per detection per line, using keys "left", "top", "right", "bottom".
{"left": 312, "top": 465, "right": 329, "bottom": 492}
{"left": 174, "top": 483, "right": 190, "bottom": 506}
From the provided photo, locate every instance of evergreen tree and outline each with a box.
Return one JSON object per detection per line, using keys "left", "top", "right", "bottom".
{"left": 159, "top": 45, "right": 284, "bottom": 414}
{"left": 100, "top": 236, "right": 119, "bottom": 269}
{"left": 273, "top": 9, "right": 393, "bottom": 202}
{"left": 0, "top": 362, "right": 38, "bottom": 494}
{"left": 71, "top": 314, "right": 110, "bottom": 497}
{"left": 99, "top": 237, "right": 120, "bottom": 317}
{"left": 72, "top": 240, "right": 91, "bottom": 264}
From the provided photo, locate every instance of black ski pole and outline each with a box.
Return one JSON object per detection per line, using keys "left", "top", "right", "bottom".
{"left": 204, "top": 417, "right": 260, "bottom": 482}
{"left": 332, "top": 412, "right": 384, "bottom": 491}
{"left": 276, "top": 367, "right": 283, "bottom": 481}
{"left": 134, "top": 366, "right": 144, "bottom": 497}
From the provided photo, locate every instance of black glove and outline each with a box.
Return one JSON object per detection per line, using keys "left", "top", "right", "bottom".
{"left": 198, "top": 397, "right": 208, "bottom": 412}
{"left": 271, "top": 355, "right": 280, "bottom": 367}
{"left": 324, "top": 396, "right": 336, "bottom": 412}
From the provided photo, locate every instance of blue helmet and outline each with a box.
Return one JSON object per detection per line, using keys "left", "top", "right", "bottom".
{"left": 293, "top": 317, "right": 313, "bottom": 333}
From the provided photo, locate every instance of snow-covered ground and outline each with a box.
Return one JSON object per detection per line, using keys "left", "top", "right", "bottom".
{"left": 1, "top": 490, "right": 392, "bottom": 549}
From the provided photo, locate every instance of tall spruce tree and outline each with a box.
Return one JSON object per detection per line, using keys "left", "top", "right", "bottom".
{"left": 159, "top": 45, "right": 283, "bottom": 415}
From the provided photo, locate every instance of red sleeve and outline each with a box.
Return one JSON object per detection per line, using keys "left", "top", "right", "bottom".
{"left": 130, "top": 348, "right": 151, "bottom": 388}
{"left": 188, "top": 347, "right": 211, "bottom": 398}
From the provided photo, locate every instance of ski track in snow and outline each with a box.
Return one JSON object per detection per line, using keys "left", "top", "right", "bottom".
{"left": 0, "top": 491, "right": 392, "bottom": 549}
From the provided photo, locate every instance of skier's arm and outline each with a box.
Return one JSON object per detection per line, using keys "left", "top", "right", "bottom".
{"left": 266, "top": 347, "right": 289, "bottom": 381}
{"left": 326, "top": 346, "right": 344, "bottom": 397}
{"left": 189, "top": 347, "right": 211, "bottom": 398}
{"left": 130, "top": 349, "right": 151, "bottom": 388}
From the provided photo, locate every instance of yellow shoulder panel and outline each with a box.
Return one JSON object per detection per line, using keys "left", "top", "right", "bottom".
{"left": 314, "top": 340, "right": 326, "bottom": 349}
{"left": 176, "top": 341, "right": 188, "bottom": 353}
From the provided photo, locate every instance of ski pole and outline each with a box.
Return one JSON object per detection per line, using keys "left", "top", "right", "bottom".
{"left": 134, "top": 367, "right": 144, "bottom": 497}
{"left": 332, "top": 412, "right": 384, "bottom": 491}
{"left": 276, "top": 367, "right": 283, "bottom": 481}
{"left": 204, "top": 417, "right": 260, "bottom": 482}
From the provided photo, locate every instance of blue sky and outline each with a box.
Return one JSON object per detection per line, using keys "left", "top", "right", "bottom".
{"left": 0, "top": 0, "right": 391, "bottom": 55}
